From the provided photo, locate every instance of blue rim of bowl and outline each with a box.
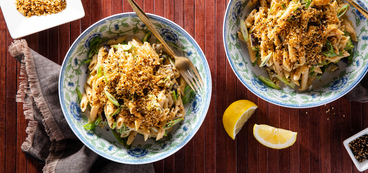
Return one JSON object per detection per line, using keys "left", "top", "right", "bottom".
{"left": 222, "top": 0, "right": 368, "bottom": 108}
{"left": 59, "top": 12, "right": 212, "bottom": 164}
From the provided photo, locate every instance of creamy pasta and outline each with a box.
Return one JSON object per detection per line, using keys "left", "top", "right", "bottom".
{"left": 238, "top": 0, "right": 356, "bottom": 90}
{"left": 81, "top": 36, "right": 187, "bottom": 145}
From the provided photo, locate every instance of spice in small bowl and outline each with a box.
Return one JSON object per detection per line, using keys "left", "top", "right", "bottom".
{"left": 349, "top": 134, "right": 368, "bottom": 162}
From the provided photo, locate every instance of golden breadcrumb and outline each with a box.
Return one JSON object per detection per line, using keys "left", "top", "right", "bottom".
{"left": 16, "top": 0, "right": 67, "bottom": 17}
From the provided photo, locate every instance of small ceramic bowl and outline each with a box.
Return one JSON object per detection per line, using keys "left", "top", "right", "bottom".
{"left": 59, "top": 12, "right": 212, "bottom": 164}
{"left": 343, "top": 127, "right": 368, "bottom": 172}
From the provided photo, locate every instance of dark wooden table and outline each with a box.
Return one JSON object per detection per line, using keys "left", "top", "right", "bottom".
{"left": 0, "top": 0, "right": 367, "bottom": 172}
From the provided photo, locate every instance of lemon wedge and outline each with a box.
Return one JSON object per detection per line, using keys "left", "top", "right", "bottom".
{"left": 223, "top": 100, "right": 258, "bottom": 140}
{"left": 253, "top": 124, "right": 297, "bottom": 149}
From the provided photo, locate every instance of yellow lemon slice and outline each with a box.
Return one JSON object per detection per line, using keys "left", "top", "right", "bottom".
{"left": 223, "top": 100, "right": 258, "bottom": 140}
{"left": 253, "top": 124, "right": 297, "bottom": 149}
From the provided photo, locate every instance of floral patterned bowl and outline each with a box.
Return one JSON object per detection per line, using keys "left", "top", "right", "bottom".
{"left": 223, "top": 0, "right": 368, "bottom": 108}
{"left": 59, "top": 13, "right": 211, "bottom": 164}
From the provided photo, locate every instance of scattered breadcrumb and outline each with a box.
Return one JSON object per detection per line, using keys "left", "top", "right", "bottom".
{"left": 16, "top": 0, "right": 67, "bottom": 17}
{"left": 326, "top": 109, "right": 330, "bottom": 113}
{"left": 343, "top": 115, "right": 346, "bottom": 117}
{"left": 327, "top": 118, "right": 329, "bottom": 120}
{"left": 306, "top": 112, "right": 308, "bottom": 114}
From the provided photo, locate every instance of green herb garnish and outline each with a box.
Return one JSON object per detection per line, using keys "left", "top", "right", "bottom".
{"left": 76, "top": 87, "right": 82, "bottom": 102}
{"left": 142, "top": 32, "right": 152, "bottom": 43}
{"left": 119, "top": 124, "right": 126, "bottom": 134}
{"left": 323, "top": 39, "right": 343, "bottom": 57}
{"left": 164, "top": 118, "right": 184, "bottom": 128}
{"left": 83, "top": 122, "right": 96, "bottom": 131}
{"left": 83, "top": 59, "right": 92, "bottom": 64}
{"left": 183, "top": 86, "right": 195, "bottom": 104}
{"left": 260, "top": 52, "right": 272, "bottom": 67}
{"left": 95, "top": 117, "right": 102, "bottom": 126}
{"left": 88, "top": 37, "right": 101, "bottom": 58}
{"left": 305, "top": 0, "right": 311, "bottom": 8}
{"left": 110, "top": 106, "right": 122, "bottom": 117}
{"left": 97, "top": 65, "right": 102, "bottom": 78}
{"left": 172, "top": 91, "right": 179, "bottom": 102}
{"left": 112, "top": 130, "right": 129, "bottom": 148}
{"left": 253, "top": 51, "right": 260, "bottom": 67}
{"left": 104, "top": 67, "right": 108, "bottom": 83}
{"left": 338, "top": 4, "right": 349, "bottom": 18}
{"left": 276, "top": 76, "right": 295, "bottom": 88}
{"left": 257, "top": 76, "right": 280, "bottom": 89}
{"left": 104, "top": 90, "right": 120, "bottom": 106}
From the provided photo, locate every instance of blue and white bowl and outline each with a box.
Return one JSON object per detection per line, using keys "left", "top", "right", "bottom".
{"left": 223, "top": 0, "right": 368, "bottom": 108}
{"left": 59, "top": 13, "right": 211, "bottom": 164}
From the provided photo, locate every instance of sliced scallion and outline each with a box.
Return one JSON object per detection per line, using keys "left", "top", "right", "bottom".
{"left": 257, "top": 76, "right": 280, "bottom": 89}
{"left": 183, "top": 91, "right": 194, "bottom": 104}
{"left": 76, "top": 87, "right": 82, "bottom": 101}
{"left": 253, "top": 51, "right": 260, "bottom": 67}
{"left": 110, "top": 106, "right": 121, "bottom": 117}
{"left": 172, "top": 91, "right": 178, "bottom": 102}
{"left": 348, "top": 49, "right": 354, "bottom": 64}
{"left": 310, "top": 66, "right": 316, "bottom": 72}
{"left": 119, "top": 124, "right": 126, "bottom": 134}
{"left": 305, "top": 0, "right": 311, "bottom": 8}
{"left": 184, "top": 85, "right": 191, "bottom": 93}
{"left": 240, "top": 20, "right": 249, "bottom": 42}
{"left": 259, "top": 52, "right": 272, "bottom": 67}
{"left": 345, "top": 34, "right": 354, "bottom": 50}
{"left": 164, "top": 118, "right": 184, "bottom": 128}
{"left": 94, "top": 117, "right": 102, "bottom": 126}
{"left": 276, "top": 76, "right": 295, "bottom": 88}
{"left": 122, "top": 44, "right": 132, "bottom": 51}
{"left": 338, "top": 4, "right": 349, "bottom": 18}
{"left": 88, "top": 37, "right": 101, "bottom": 58}
{"left": 83, "top": 122, "right": 96, "bottom": 131}
{"left": 104, "top": 90, "right": 120, "bottom": 106}
{"left": 142, "top": 32, "right": 152, "bottom": 43}
{"left": 83, "top": 59, "right": 92, "bottom": 64}
{"left": 112, "top": 130, "right": 127, "bottom": 147}
{"left": 270, "top": 2, "right": 275, "bottom": 13}
{"left": 97, "top": 65, "right": 102, "bottom": 77}
{"left": 104, "top": 67, "right": 108, "bottom": 83}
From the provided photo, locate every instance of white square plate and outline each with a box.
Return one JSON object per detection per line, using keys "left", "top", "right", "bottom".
{"left": 0, "top": 0, "right": 85, "bottom": 39}
{"left": 343, "top": 127, "right": 368, "bottom": 172}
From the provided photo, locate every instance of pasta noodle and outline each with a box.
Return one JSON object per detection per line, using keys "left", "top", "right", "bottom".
{"left": 239, "top": 0, "right": 356, "bottom": 90}
{"left": 81, "top": 37, "right": 186, "bottom": 145}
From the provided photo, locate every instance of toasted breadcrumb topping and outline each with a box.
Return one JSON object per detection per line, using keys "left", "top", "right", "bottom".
{"left": 16, "top": 0, "right": 67, "bottom": 17}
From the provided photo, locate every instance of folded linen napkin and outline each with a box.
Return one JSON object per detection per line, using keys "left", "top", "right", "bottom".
{"left": 9, "top": 40, "right": 155, "bottom": 173}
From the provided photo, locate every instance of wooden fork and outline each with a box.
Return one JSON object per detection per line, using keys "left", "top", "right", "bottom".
{"left": 127, "top": 0, "right": 204, "bottom": 93}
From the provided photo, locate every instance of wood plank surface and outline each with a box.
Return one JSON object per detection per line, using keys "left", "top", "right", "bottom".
{"left": 1, "top": 0, "right": 367, "bottom": 173}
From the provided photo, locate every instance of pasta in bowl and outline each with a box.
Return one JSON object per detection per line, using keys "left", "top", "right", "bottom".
{"left": 223, "top": 0, "right": 368, "bottom": 108}
{"left": 238, "top": 0, "right": 356, "bottom": 91}
{"left": 59, "top": 13, "right": 211, "bottom": 164}
{"left": 81, "top": 36, "right": 188, "bottom": 146}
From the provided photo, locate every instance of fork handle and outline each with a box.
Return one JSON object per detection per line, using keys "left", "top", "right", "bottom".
{"left": 127, "top": 0, "right": 177, "bottom": 57}
{"left": 348, "top": 0, "right": 368, "bottom": 19}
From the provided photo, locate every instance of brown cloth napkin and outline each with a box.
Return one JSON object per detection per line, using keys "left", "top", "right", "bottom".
{"left": 345, "top": 74, "right": 368, "bottom": 102}
{"left": 9, "top": 40, "right": 155, "bottom": 173}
